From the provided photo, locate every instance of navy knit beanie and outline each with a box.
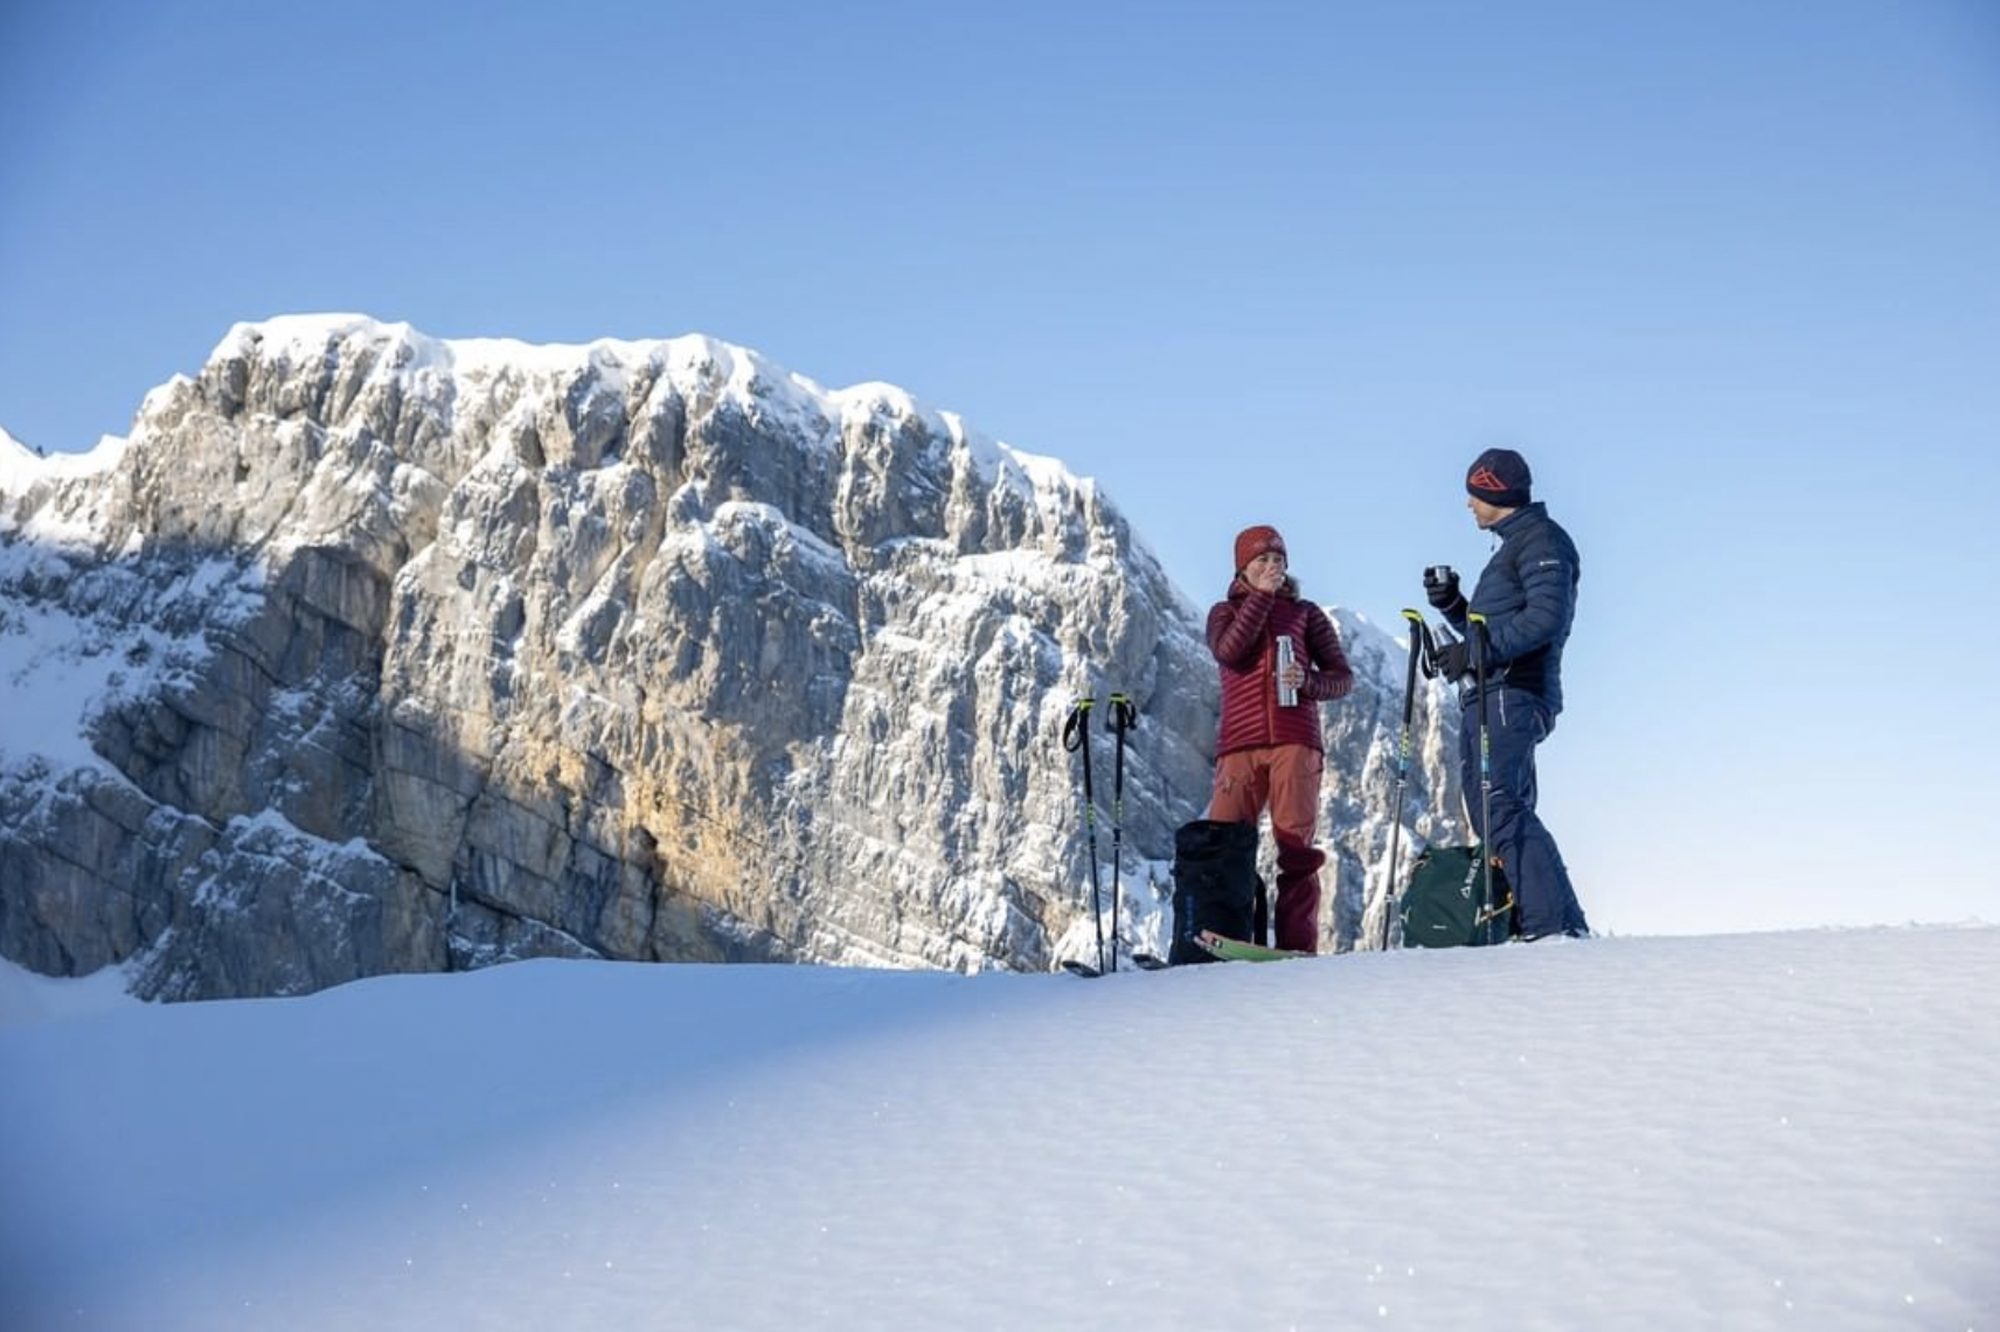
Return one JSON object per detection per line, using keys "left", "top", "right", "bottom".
{"left": 1466, "top": 448, "right": 1532, "bottom": 509}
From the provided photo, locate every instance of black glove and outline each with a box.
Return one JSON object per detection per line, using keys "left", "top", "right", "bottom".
{"left": 1423, "top": 566, "right": 1466, "bottom": 615}
{"left": 1434, "top": 639, "right": 1472, "bottom": 681}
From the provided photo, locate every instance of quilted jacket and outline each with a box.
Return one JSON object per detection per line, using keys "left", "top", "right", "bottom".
{"left": 1206, "top": 579, "right": 1354, "bottom": 757}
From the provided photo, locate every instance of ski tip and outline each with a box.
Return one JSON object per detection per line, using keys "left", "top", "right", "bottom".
{"left": 1194, "top": 929, "right": 1312, "bottom": 963}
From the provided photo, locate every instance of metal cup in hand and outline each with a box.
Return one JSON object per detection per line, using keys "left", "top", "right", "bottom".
{"left": 1276, "top": 635, "right": 1298, "bottom": 707}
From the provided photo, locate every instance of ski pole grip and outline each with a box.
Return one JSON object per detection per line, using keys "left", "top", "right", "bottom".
{"left": 1062, "top": 696, "right": 1093, "bottom": 752}
{"left": 1401, "top": 608, "right": 1437, "bottom": 678}
{"left": 1108, "top": 692, "right": 1137, "bottom": 731}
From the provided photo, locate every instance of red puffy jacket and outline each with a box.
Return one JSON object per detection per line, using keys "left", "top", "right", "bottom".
{"left": 1207, "top": 579, "right": 1354, "bottom": 757}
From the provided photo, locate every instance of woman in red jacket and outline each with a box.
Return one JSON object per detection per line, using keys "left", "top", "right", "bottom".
{"left": 1207, "top": 525, "right": 1355, "bottom": 952}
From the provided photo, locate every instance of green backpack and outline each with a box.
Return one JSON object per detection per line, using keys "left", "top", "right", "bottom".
{"left": 1398, "top": 845, "right": 1516, "bottom": 948}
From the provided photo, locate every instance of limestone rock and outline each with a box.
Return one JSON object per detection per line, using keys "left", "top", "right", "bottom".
{"left": 0, "top": 318, "right": 1465, "bottom": 999}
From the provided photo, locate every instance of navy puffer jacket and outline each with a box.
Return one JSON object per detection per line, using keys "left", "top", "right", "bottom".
{"left": 1443, "top": 503, "right": 1580, "bottom": 714}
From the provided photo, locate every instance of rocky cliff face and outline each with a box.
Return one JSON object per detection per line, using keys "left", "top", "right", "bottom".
{"left": 0, "top": 317, "right": 1465, "bottom": 998}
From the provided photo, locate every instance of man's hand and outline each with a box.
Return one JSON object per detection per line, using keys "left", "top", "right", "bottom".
{"left": 1434, "top": 639, "right": 1471, "bottom": 681}
{"left": 1423, "top": 566, "right": 1464, "bottom": 613}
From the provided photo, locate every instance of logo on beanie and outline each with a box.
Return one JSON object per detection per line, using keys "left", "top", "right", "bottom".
{"left": 1465, "top": 448, "right": 1531, "bottom": 506}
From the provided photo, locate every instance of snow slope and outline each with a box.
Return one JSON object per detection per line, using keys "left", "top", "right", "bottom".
{"left": 3, "top": 927, "right": 1996, "bottom": 1330}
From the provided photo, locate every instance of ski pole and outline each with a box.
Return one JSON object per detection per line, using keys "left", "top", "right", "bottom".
{"left": 1062, "top": 696, "right": 1105, "bottom": 974}
{"left": 1107, "top": 693, "right": 1137, "bottom": 973}
{"left": 1466, "top": 612, "right": 1497, "bottom": 942}
{"left": 1376, "top": 610, "right": 1429, "bottom": 950}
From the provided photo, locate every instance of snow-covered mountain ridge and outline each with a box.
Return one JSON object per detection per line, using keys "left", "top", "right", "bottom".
{"left": 0, "top": 315, "right": 1464, "bottom": 998}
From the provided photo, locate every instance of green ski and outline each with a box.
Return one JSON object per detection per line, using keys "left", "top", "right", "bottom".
{"left": 1194, "top": 930, "right": 1311, "bottom": 963}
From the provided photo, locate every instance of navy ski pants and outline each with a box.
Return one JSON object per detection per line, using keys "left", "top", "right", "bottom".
{"left": 1459, "top": 688, "right": 1589, "bottom": 939}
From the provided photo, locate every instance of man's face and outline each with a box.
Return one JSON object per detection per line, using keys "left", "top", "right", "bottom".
{"left": 1467, "top": 496, "right": 1510, "bottom": 530}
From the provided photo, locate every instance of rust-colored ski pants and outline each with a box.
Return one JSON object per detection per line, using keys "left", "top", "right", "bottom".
{"left": 1207, "top": 745, "right": 1326, "bottom": 953}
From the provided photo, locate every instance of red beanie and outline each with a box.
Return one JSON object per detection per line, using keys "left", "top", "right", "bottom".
{"left": 1233, "top": 525, "right": 1286, "bottom": 572}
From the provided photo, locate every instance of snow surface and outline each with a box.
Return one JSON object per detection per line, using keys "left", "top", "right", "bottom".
{"left": 0, "top": 548, "right": 257, "bottom": 771}
{"left": 3, "top": 927, "right": 1996, "bottom": 1331}
{"left": 0, "top": 425, "right": 126, "bottom": 490}
{"left": 0, "top": 427, "right": 128, "bottom": 549}
{"left": 0, "top": 958, "right": 141, "bottom": 1030}
{"left": 0, "top": 593, "right": 127, "bottom": 770}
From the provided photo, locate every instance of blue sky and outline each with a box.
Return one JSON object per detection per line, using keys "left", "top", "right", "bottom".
{"left": 3, "top": 0, "right": 1997, "bottom": 935}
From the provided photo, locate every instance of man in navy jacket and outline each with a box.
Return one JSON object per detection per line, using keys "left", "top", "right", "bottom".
{"left": 1424, "top": 448, "right": 1591, "bottom": 940}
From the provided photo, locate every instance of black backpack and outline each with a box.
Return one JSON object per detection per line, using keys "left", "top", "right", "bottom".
{"left": 1398, "top": 845, "right": 1516, "bottom": 948}
{"left": 1168, "top": 820, "right": 1266, "bottom": 964}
